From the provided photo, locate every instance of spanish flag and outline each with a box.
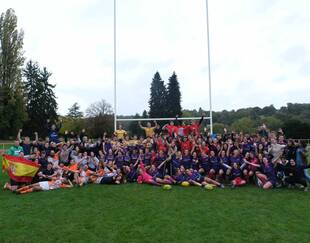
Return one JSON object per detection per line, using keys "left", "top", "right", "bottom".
{"left": 2, "top": 154, "right": 40, "bottom": 183}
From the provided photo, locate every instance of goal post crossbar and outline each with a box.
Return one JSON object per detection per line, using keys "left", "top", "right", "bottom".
{"left": 116, "top": 117, "right": 211, "bottom": 122}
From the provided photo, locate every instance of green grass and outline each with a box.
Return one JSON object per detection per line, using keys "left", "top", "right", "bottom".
{"left": 0, "top": 144, "right": 310, "bottom": 242}
{"left": 1, "top": 173, "right": 310, "bottom": 242}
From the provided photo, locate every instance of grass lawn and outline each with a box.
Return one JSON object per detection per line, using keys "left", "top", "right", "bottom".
{"left": 0, "top": 145, "right": 310, "bottom": 242}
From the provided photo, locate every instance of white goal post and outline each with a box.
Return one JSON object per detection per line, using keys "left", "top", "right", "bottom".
{"left": 113, "top": 0, "right": 213, "bottom": 133}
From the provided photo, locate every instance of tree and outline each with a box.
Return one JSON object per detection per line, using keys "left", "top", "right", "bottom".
{"left": 0, "top": 9, "right": 27, "bottom": 138}
{"left": 166, "top": 72, "right": 182, "bottom": 117}
{"left": 85, "top": 99, "right": 113, "bottom": 118}
{"left": 149, "top": 72, "right": 167, "bottom": 118}
{"left": 260, "top": 116, "right": 283, "bottom": 131}
{"left": 85, "top": 99, "right": 114, "bottom": 137}
{"left": 142, "top": 110, "right": 148, "bottom": 118}
{"left": 231, "top": 117, "right": 256, "bottom": 134}
{"left": 23, "top": 60, "right": 58, "bottom": 136}
{"left": 67, "top": 102, "right": 83, "bottom": 119}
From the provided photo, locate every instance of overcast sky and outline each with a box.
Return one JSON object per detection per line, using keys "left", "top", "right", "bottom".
{"left": 2, "top": 0, "right": 310, "bottom": 115}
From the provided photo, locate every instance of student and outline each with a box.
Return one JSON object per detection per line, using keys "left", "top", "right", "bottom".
{"left": 16, "top": 177, "right": 73, "bottom": 194}
{"left": 7, "top": 140, "right": 23, "bottom": 156}
{"left": 16, "top": 129, "right": 38, "bottom": 156}
{"left": 199, "top": 151, "right": 210, "bottom": 175}
{"left": 284, "top": 159, "right": 309, "bottom": 191}
{"left": 181, "top": 149, "right": 192, "bottom": 169}
{"left": 74, "top": 165, "right": 94, "bottom": 186}
{"left": 137, "top": 162, "right": 161, "bottom": 186}
{"left": 138, "top": 121, "right": 157, "bottom": 138}
{"left": 37, "top": 162, "right": 57, "bottom": 181}
{"left": 268, "top": 138, "right": 286, "bottom": 164}
{"left": 230, "top": 162, "right": 246, "bottom": 188}
{"left": 208, "top": 150, "right": 220, "bottom": 180}
{"left": 219, "top": 150, "right": 231, "bottom": 179}
{"left": 162, "top": 120, "right": 178, "bottom": 137}
{"left": 46, "top": 119, "right": 62, "bottom": 143}
{"left": 188, "top": 114, "right": 204, "bottom": 136}
{"left": 91, "top": 168, "right": 123, "bottom": 185}
{"left": 254, "top": 158, "right": 277, "bottom": 190}
{"left": 114, "top": 124, "right": 127, "bottom": 140}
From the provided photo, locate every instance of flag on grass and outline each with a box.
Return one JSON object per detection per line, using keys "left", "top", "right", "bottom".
{"left": 2, "top": 154, "right": 40, "bottom": 183}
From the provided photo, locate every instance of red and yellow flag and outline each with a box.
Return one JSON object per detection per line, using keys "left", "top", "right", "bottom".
{"left": 2, "top": 154, "right": 40, "bottom": 183}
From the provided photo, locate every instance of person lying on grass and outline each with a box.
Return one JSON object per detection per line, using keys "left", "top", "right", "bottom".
{"left": 137, "top": 157, "right": 172, "bottom": 186}
{"left": 89, "top": 163, "right": 123, "bottom": 185}
{"left": 16, "top": 177, "right": 73, "bottom": 194}
{"left": 173, "top": 167, "right": 223, "bottom": 188}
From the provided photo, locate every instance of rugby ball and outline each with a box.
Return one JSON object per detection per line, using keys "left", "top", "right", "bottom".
{"left": 181, "top": 181, "right": 190, "bottom": 187}
{"left": 205, "top": 184, "right": 214, "bottom": 190}
{"left": 163, "top": 184, "right": 172, "bottom": 190}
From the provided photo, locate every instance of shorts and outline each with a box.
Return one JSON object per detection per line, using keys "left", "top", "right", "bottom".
{"left": 39, "top": 181, "right": 50, "bottom": 191}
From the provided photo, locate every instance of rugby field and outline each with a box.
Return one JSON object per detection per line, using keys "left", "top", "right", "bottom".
{"left": 0, "top": 170, "right": 310, "bottom": 243}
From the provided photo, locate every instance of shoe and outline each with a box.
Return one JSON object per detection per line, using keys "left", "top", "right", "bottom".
{"left": 3, "top": 182, "right": 8, "bottom": 190}
{"left": 220, "top": 184, "right": 225, "bottom": 189}
{"left": 304, "top": 187, "right": 308, "bottom": 192}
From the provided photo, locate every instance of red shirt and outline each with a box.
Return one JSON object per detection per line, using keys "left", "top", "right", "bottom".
{"left": 190, "top": 123, "right": 200, "bottom": 135}
{"left": 165, "top": 125, "right": 178, "bottom": 136}
{"left": 180, "top": 140, "right": 192, "bottom": 153}
{"left": 199, "top": 145, "right": 210, "bottom": 155}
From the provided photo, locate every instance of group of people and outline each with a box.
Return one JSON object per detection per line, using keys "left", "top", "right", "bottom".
{"left": 3, "top": 117, "right": 310, "bottom": 194}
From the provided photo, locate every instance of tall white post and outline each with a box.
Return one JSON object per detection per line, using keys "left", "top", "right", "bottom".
{"left": 205, "top": 0, "right": 213, "bottom": 134}
{"left": 113, "top": 0, "right": 117, "bottom": 132}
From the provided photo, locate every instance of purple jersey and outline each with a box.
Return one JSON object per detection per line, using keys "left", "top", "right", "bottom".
{"left": 231, "top": 167, "right": 242, "bottom": 179}
{"left": 123, "top": 155, "right": 131, "bottom": 166}
{"left": 174, "top": 173, "right": 187, "bottom": 183}
{"left": 105, "top": 154, "right": 114, "bottom": 162}
{"left": 115, "top": 155, "right": 124, "bottom": 169}
{"left": 144, "top": 152, "right": 152, "bottom": 165}
{"left": 210, "top": 156, "right": 220, "bottom": 171}
{"left": 230, "top": 156, "right": 242, "bottom": 166}
{"left": 200, "top": 156, "right": 210, "bottom": 172}
{"left": 262, "top": 163, "right": 276, "bottom": 185}
{"left": 189, "top": 171, "right": 203, "bottom": 182}
{"left": 182, "top": 155, "right": 192, "bottom": 169}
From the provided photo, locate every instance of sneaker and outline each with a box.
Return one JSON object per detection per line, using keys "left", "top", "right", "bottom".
{"left": 220, "top": 184, "right": 225, "bottom": 189}
{"left": 304, "top": 187, "right": 308, "bottom": 192}
{"left": 3, "top": 182, "right": 8, "bottom": 190}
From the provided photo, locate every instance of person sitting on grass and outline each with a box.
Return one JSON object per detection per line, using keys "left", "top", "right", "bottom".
{"left": 252, "top": 157, "right": 277, "bottom": 190}
{"left": 37, "top": 162, "right": 57, "bottom": 181}
{"left": 284, "top": 159, "right": 309, "bottom": 192}
{"left": 74, "top": 164, "right": 94, "bottom": 187}
{"left": 230, "top": 162, "right": 247, "bottom": 188}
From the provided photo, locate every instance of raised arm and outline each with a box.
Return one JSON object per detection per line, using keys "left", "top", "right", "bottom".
{"left": 17, "top": 129, "right": 22, "bottom": 142}
{"left": 198, "top": 115, "right": 204, "bottom": 126}
{"left": 157, "top": 156, "right": 172, "bottom": 170}
{"left": 138, "top": 121, "right": 144, "bottom": 129}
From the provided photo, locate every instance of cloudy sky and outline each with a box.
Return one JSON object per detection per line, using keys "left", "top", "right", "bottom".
{"left": 2, "top": 0, "right": 310, "bottom": 115}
